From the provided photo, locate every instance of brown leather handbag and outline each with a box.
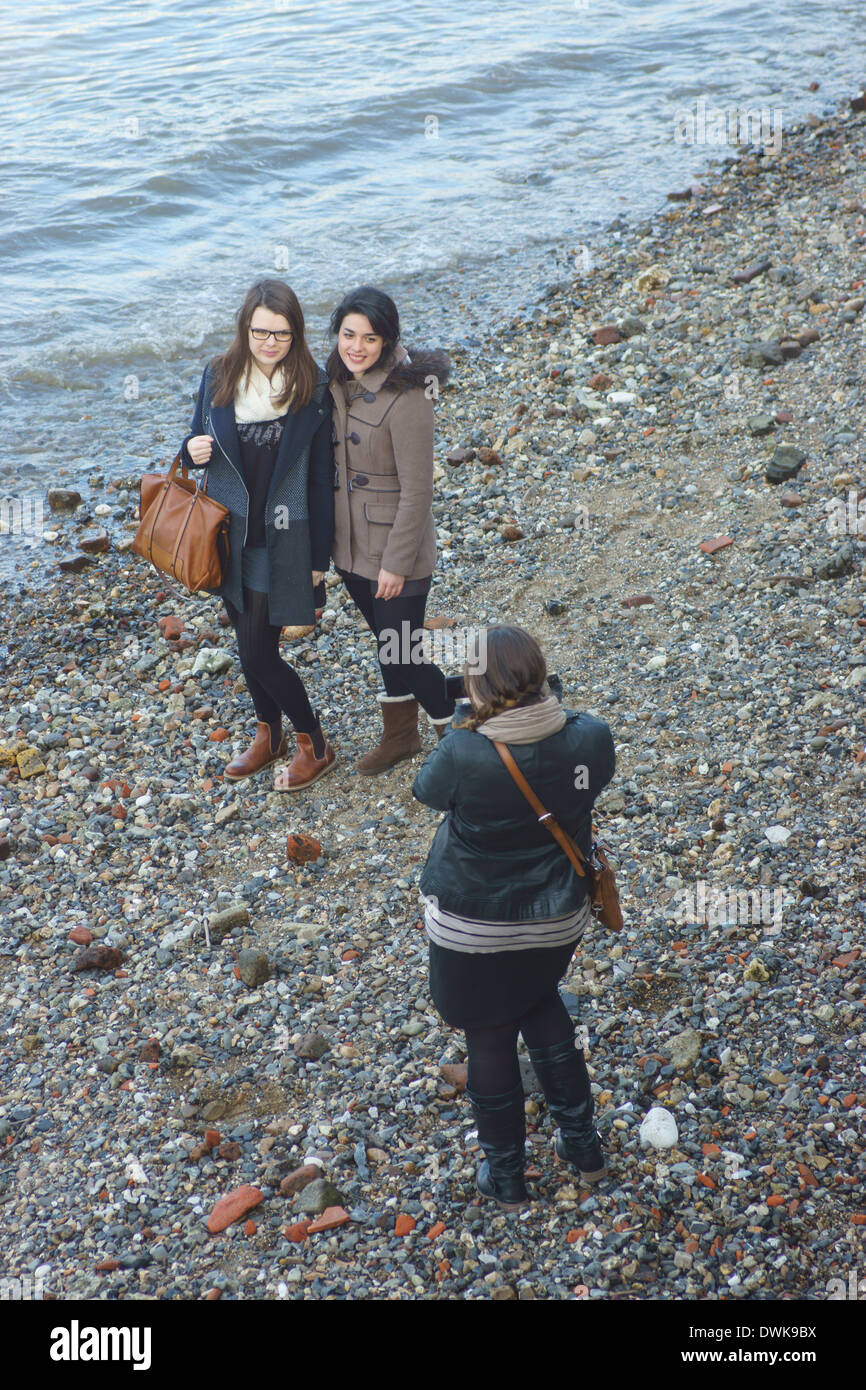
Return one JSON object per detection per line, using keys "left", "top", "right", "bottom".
{"left": 493, "top": 741, "right": 623, "bottom": 932}
{"left": 133, "top": 452, "right": 230, "bottom": 595}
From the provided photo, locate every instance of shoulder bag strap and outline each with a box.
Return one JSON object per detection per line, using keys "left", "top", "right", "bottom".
{"left": 492, "top": 740, "right": 588, "bottom": 880}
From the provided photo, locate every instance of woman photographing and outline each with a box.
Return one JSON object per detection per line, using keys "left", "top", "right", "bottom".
{"left": 413, "top": 626, "right": 616, "bottom": 1211}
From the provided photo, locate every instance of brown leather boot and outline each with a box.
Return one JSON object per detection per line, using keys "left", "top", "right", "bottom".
{"left": 225, "top": 721, "right": 287, "bottom": 782}
{"left": 274, "top": 721, "right": 336, "bottom": 792}
{"left": 357, "top": 695, "right": 422, "bottom": 774}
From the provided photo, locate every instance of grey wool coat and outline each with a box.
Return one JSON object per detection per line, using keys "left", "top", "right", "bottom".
{"left": 330, "top": 344, "right": 450, "bottom": 582}
{"left": 181, "top": 361, "right": 335, "bottom": 626}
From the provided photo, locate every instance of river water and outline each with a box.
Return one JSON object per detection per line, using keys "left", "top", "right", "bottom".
{"left": 0, "top": 0, "right": 864, "bottom": 574}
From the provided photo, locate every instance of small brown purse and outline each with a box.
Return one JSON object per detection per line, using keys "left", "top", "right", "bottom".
{"left": 493, "top": 741, "right": 623, "bottom": 932}
{"left": 133, "top": 452, "right": 230, "bottom": 595}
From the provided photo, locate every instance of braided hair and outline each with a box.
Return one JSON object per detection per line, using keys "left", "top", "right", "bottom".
{"left": 456, "top": 625, "right": 548, "bottom": 732}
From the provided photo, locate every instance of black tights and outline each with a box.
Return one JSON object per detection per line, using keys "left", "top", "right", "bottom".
{"left": 339, "top": 570, "right": 453, "bottom": 719}
{"left": 223, "top": 588, "right": 319, "bottom": 741}
{"left": 464, "top": 991, "right": 575, "bottom": 1096}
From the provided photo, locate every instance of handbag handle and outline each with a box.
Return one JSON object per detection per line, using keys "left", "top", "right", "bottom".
{"left": 492, "top": 740, "right": 588, "bottom": 880}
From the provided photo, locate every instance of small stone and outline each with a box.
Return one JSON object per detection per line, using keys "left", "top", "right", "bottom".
{"left": 79, "top": 530, "right": 110, "bottom": 554}
{"left": 743, "top": 958, "right": 770, "bottom": 983}
{"left": 395, "top": 1214, "right": 417, "bottom": 1237}
{"left": 294, "top": 1032, "right": 330, "bottom": 1061}
{"left": 59, "top": 554, "right": 96, "bottom": 573}
{"left": 214, "top": 802, "right": 239, "bottom": 827}
{"left": 68, "top": 926, "right": 93, "bottom": 946}
{"left": 500, "top": 524, "right": 524, "bottom": 542}
{"left": 16, "top": 748, "right": 46, "bottom": 779}
{"left": 667, "top": 1028, "right": 702, "bottom": 1073}
{"left": 47, "top": 488, "right": 83, "bottom": 512}
{"left": 237, "top": 949, "right": 270, "bottom": 988}
{"left": 284, "top": 1221, "right": 311, "bottom": 1243}
{"left": 280, "top": 1164, "right": 321, "bottom": 1198}
{"left": 699, "top": 536, "right": 733, "bottom": 555}
{"left": 764, "top": 825, "right": 791, "bottom": 845}
{"left": 307, "top": 1206, "right": 351, "bottom": 1234}
{"left": 588, "top": 372, "right": 613, "bottom": 391}
{"left": 592, "top": 325, "right": 623, "bottom": 346}
{"left": 621, "top": 595, "right": 654, "bottom": 608}
{"left": 639, "top": 1107, "right": 678, "bottom": 1149}
{"left": 206, "top": 1185, "right": 264, "bottom": 1234}
{"left": 765, "top": 445, "right": 806, "bottom": 484}
{"left": 208, "top": 905, "right": 250, "bottom": 942}
{"left": 286, "top": 832, "right": 322, "bottom": 864}
{"left": 138, "top": 1038, "right": 161, "bottom": 1062}
{"left": 747, "top": 414, "right": 775, "bottom": 435}
{"left": 296, "top": 1179, "right": 348, "bottom": 1216}
{"left": 439, "top": 1062, "right": 468, "bottom": 1092}
{"left": 71, "top": 945, "right": 124, "bottom": 973}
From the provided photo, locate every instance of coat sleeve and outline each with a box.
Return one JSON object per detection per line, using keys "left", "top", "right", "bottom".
{"left": 590, "top": 721, "right": 616, "bottom": 800}
{"left": 180, "top": 366, "right": 209, "bottom": 470}
{"left": 412, "top": 736, "right": 457, "bottom": 811}
{"left": 380, "top": 388, "right": 434, "bottom": 576}
{"left": 307, "top": 393, "right": 335, "bottom": 573}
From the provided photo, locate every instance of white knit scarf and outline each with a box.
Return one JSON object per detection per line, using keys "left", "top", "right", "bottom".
{"left": 477, "top": 693, "right": 567, "bottom": 743}
{"left": 234, "top": 361, "right": 293, "bottom": 423}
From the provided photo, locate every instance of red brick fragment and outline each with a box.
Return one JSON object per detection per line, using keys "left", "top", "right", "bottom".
{"left": 206, "top": 1185, "right": 264, "bottom": 1234}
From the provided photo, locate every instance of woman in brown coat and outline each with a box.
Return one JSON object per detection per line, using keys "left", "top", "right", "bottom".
{"left": 326, "top": 287, "right": 458, "bottom": 771}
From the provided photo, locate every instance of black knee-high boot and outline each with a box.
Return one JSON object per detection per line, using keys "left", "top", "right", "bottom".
{"left": 527, "top": 1038, "right": 606, "bottom": 1183}
{"left": 466, "top": 1084, "right": 529, "bottom": 1211}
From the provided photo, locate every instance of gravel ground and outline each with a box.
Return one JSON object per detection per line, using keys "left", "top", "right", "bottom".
{"left": 0, "top": 97, "right": 864, "bottom": 1303}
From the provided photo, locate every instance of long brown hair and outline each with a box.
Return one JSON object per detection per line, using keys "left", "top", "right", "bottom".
{"left": 458, "top": 625, "right": 548, "bottom": 731}
{"left": 210, "top": 279, "right": 319, "bottom": 410}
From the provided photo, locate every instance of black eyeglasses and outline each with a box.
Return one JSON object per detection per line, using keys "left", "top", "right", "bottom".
{"left": 250, "top": 328, "right": 293, "bottom": 342}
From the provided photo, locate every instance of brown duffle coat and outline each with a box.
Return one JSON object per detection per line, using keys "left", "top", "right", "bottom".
{"left": 329, "top": 344, "right": 450, "bottom": 582}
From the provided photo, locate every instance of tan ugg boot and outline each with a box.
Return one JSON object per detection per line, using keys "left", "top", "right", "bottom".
{"left": 357, "top": 694, "right": 422, "bottom": 774}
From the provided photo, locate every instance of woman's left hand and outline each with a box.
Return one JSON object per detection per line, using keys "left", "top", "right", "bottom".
{"left": 312, "top": 571, "right": 325, "bottom": 586}
{"left": 375, "top": 568, "right": 405, "bottom": 600}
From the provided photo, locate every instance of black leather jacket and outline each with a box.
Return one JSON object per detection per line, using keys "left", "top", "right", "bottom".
{"left": 412, "top": 707, "right": 616, "bottom": 921}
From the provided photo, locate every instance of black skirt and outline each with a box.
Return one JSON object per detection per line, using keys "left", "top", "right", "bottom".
{"left": 428, "top": 937, "right": 579, "bottom": 1030}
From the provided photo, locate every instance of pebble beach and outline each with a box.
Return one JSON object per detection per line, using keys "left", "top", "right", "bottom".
{"left": 1, "top": 97, "right": 864, "bottom": 1304}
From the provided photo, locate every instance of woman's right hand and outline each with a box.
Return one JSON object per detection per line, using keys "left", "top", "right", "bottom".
{"left": 187, "top": 434, "right": 214, "bottom": 466}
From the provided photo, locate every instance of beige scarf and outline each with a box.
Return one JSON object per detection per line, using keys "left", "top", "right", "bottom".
{"left": 234, "top": 361, "right": 293, "bottom": 423}
{"left": 477, "top": 693, "right": 567, "bottom": 743}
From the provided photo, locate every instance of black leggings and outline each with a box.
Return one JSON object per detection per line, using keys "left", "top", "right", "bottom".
{"left": 223, "top": 588, "right": 318, "bottom": 736}
{"left": 465, "top": 991, "right": 574, "bottom": 1096}
{"left": 339, "top": 570, "right": 453, "bottom": 719}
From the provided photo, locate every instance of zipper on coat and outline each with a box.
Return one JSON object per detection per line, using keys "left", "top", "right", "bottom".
{"left": 206, "top": 404, "right": 250, "bottom": 549}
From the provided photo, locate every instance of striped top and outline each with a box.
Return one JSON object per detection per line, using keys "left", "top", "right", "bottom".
{"left": 422, "top": 893, "right": 590, "bottom": 955}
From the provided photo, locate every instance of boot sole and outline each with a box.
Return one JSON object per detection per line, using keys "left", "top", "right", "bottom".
{"left": 475, "top": 1178, "right": 528, "bottom": 1213}
{"left": 274, "top": 755, "right": 337, "bottom": 793}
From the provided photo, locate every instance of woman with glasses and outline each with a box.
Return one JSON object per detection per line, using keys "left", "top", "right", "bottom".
{"left": 327, "top": 285, "right": 458, "bottom": 772}
{"left": 181, "top": 279, "right": 336, "bottom": 790}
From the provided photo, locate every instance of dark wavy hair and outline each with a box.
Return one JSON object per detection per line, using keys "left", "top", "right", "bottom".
{"left": 210, "top": 279, "right": 319, "bottom": 410}
{"left": 457, "top": 626, "right": 548, "bottom": 731}
{"left": 325, "top": 285, "right": 401, "bottom": 385}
